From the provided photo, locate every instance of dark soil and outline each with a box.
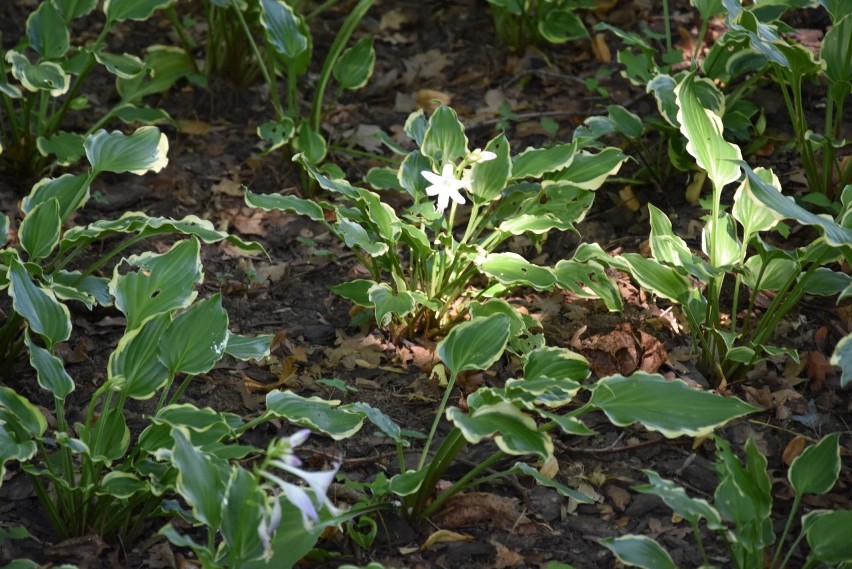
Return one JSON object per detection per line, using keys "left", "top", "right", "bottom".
{"left": 1, "top": 1, "right": 850, "bottom": 568}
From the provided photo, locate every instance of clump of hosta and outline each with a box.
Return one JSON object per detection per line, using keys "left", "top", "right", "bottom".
{"left": 247, "top": 104, "right": 627, "bottom": 341}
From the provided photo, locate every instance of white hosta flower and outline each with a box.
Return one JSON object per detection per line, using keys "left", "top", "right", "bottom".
{"left": 422, "top": 164, "right": 470, "bottom": 214}
{"left": 469, "top": 148, "right": 497, "bottom": 163}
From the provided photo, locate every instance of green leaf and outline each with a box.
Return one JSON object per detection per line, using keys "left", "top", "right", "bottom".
{"left": 619, "top": 253, "right": 692, "bottom": 304}
{"left": 257, "top": 117, "right": 296, "bottom": 152}
{"left": 476, "top": 252, "right": 557, "bottom": 291}
{"left": 85, "top": 126, "right": 168, "bottom": 175}
{"left": 0, "top": 386, "right": 47, "bottom": 437}
{"left": 0, "top": 214, "right": 8, "bottom": 245}
{"left": 27, "top": 1, "right": 69, "bottom": 59}
{"left": 240, "top": 498, "right": 325, "bottom": 569}
{"left": 513, "top": 462, "right": 593, "bottom": 503}
{"left": 19, "top": 198, "right": 61, "bottom": 260}
{"left": 447, "top": 402, "right": 553, "bottom": 459}
{"left": 221, "top": 467, "right": 265, "bottom": 562}
{"left": 523, "top": 346, "right": 589, "bottom": 383}
{"left": 739, "top": 162, "right": 852, "bottom": 248}
{"left": 347, "top": 402, "right": 404, "bottom": 444}
{"left": 552, "top": 259, "right": 623, "bottom": 311}
{"left": 589, "top": 373, "right": 759, "bottom": 438}
{"left": 732, "top": 166, "right": 781, "bottom": 239}
{"left": 103, "top": 0, "right": 171, "bottom": 21}
{"left": 634, "top": 470, "right": 723, "bottom": 528}
{"left": 334, "top": 215, "right": 388, "bottom": 257}
{"left": 333, "top": 36, "right": 375, "bottom": 90}
{"left": 675, "top": 73, "right": 742, "bottom": 190}
{"left": 117, "top": 46, "right": 194, "bottom": 103}
{"left": 36, "top": 131, "right": 86, "bottom": 165}
{"left": 109, "top": 313, "right": 170, "bottom": 400}
{"left": 398, "top": 149, "right": 432, "bottom": 199}
{"left": 606, "top": 105, "right": 644, "bottom": 138}
{"left": 53, "top": 0, "right": 98, "bottom": 20}
{"left": 111, "top": 238, "right": 203, "bottom": 331}
{"left": 421, "top": 105, "right": 468, "bottom": 166}
{"left": 598, "top": 535, "right": 676, "bottom": 569}
{"left": 803, "top": 509, "right": 852, "bottom": 564}
{"left": 225, "top": 333, "right": 273, "bottom": 361}
{"left": 511, "top": 142, "right": 577, "bottom": 180}
{"left": 5, "top": 51, "right": 69, "bottom": 96}
{"left": 789, "top": 433, "right": 841, "bottom": 497}
{"left": 260, "top": 0, "right": 308, "bottom": 60}
{"left": 94, "top": 50, "right": 146, "bottom": 79}
{"left": 245, "top": 189, "right": 325, "bottom": 222}
{"left": 24, "top": 330, "right": 74, "bottom": 401}
{"left": 8, "top": 257, "right": 71, "bottom": 348}
{"left": 647, "top": 204, "right": 716, "bottom": 281}
{"left": 169, "top": 427, "right": 225, "bottom": 528}
{"left": 368, "top": 283, "right": 416, "bottom": 327}
{"left": 159, "top": 294, "right": 229, "bottom": 375}
{"left": 100, "top": 472, "right": 149, "bottom": 499}
{"left": 294, "top": 123, "right": 327, "bottom": 165}
{"left": 364, "top": 166, "right": 403, "bottom": 191}
{"left": 80, "top": 407, "right": 129, "bottom": 462}
{"left": 265, "top": 390, "right": 365, "bottom": 440}
{"left": 331, "top": 279, "right": 376, "bottom": 307}
{"left": 550, "top": 147, "right": 627, "bottom": 190}
{"left": 538, "top": 9, "right": 588, "bottom": 43}
{"left": 470, "top": 134, "right": 511, "bottom": 203}
{"left": 830, "top": 332, "right": 852, "bottom": 387}
{"left": 437, "top": 314, "right": 511, "bottom": 374}
{"left": 23, "top": 173, "right": 90, "bottom": 223}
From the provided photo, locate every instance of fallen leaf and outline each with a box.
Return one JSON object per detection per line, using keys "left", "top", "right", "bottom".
{"left": 421, "top": 529, "right": 474, "bottom": 550}
{"left": 782, "top": 435, "right": 807, "bottom": 466}
{"left": 592, "top": 33, "right": 612, "bottom": 63}
{"left": 605, "top": 484, "right": 631, "bottom": 512}
{"left": 491, "top": 539, "right": 525, "bottom": 568}
{"left": 212, "top": 177, "right": 244, "bottom": 196}
{"left": 619, "top": 186, "right": 641, "bottom": 212}
{"left": 416, "top": 89, "right": 452, "bottom": 111}
{"left": 434, "top": 492, "right": 539, "bottom": 534}
{"left": 176, "top": 119, "right": 211, "bottom": 135}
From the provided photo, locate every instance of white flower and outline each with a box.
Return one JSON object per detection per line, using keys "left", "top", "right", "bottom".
{"left": 422, "top": 164, "right": 469, "bottom": 214}
{"left": 469, "top": 148, "right": 497, "bottom": 163}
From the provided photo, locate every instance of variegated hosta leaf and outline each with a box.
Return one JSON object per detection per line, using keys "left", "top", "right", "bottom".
{"left": 446, "top": 401, "right": 553, "bottom": 459}
{"left": 109, "top": 312, "right": 171, "bottom": 400}
{"left": 85, "top": 126, "right": 168, "bottom": 175}
{"left": 99, "top": 471, "right": 149, "bottom": 499}
{"left": 8, "top": 256, "right": 72, "bottom": 347}
{"left": 24, "top": 330, "right": 74, "bottom": 401}
{"left": 245, "top": 189, "right": 325, "bottom": 221}
{"left": 103, "top": 0, "right": 171, "bottom": 22}
{"left": 589, "top": 373, "right": 759, "bottom": 438}
{"left": 220, "top": 466, "right": 266, "bottom": 562}
{"left": 732, "top": 166, "right": 781, "bottom": 239}
{"left": 333, "top": 36, "right": 375, "bottom": 90}
{"left": 79, "top": 407, "right": 130, "bottom": 463}
{"left": 259, "top": 0, "right": 308, "bottom": 60}
{"left": 27, "top": 1, "right": 70, "bottom": 59}
{"left": 6, "top": 51, "right": 70, "bottom": 96}
{"left": 789, "top": 433, "right": 841, "bottom": 497}
{"left": 116, "top": 46, "right": 195, "bottom": 104}
{"left": 111, "top": 238, "right": 202, "bottom": 331}
{"left": 598, "top": 535, "right": 677, "bottom": 569}
{"left": 94, "top": 50, "right": 146, "bottom": 79}
{"left": 476, "top": 252, "right": 556, "bottom": 290}
{"left": 140, "top": 404, "right": 239, "bottom": 453}
{"left": 550, "top": 147, "right": 627, "bottom": 190}
{"left": 36, "top": 131, "right": 86, "bottom": 165}
{"left": 265, "top": 390, "right": 365, "bottom": 440}
{"left": 513, "top": 462, "right": 592, "bottom": 503}
{"left": 421, "top": 105, "right": 468, "bottom": 166}
{"left": 158, "top": 294, "right": 229, "bottom": 375}
{"left": 368, "top": 283, "right": 416, "bottom": 327}
{"left": 831, "top": 332, "right": 851, "bottom": 387}
{"left": 510, "top": 142, "right": 578, "bottom": 180}
{"left": 168, "top": 427, "right": 225, "bottom": 528}
{"left": 224, "top": 333, "right": 273, "bottom": 361}
{"left": 803, "top": 509, "right": 852, "bottom": 564}
{"left": 470, "top": 134, "right": 511, "bottom": 203}
{"left": 19, "top": 198, "right": 61, "bottom": 260}
{"left": 634, "top": 469, "right": 724, "bottom": 528}
{"left": 437, "top": 314, "right": 511, "bottom": 374}
{"left": 23, "top": 173, "right": 90, "bottom": 223}
{"left": 0, "top": 386, "right": 47, "bottom": 437}
{"left": 675, "top": 73, "right": 742, "bottom": 191}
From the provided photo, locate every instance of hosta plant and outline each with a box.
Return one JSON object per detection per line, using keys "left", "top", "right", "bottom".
{"left": 486, "top": 0, "right": 593, "bottom": 51}
{"left": 601, "top": 433, "right": 852, "bottom": 568}
{"left": 585, "top": 73, "right": 852, "bottom": 386}
{"left": 0, "top": 0, "right": 194, "bottom": 182}
{"left": 247, "top": 104, "right": 628, "bottom": 341}
{"left": 202, "top": 0, "right": 375, "bottom": 168}
{"left": 326, "top": 313, "right": 758, "bottom": 526}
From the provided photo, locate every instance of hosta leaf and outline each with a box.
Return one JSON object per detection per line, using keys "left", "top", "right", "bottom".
{"left": 36, "top": 131, "right": 86, "bottom": 165}
{"left": 675, "top": 73, "right": 742, "bottom": 190}
{"left": 221, "top": 467, "right": 265, "bottom": 562}
{"left": 0, "top": 426, "right": 37, "bottom": 483}
{"left": 368, "top": 283, "right": 416, "bottom": 327}
{"left": 831, "top": 332, "right": 852, "bottom": 387}
{"left": 331, "top": 279, "right": 376, "bottom": 306}
{"left": 23, "top": 173, "right": 90, "bottom": 222}
{"left": 141, "top": 405, "right": 237, "bottom": 452}
{"left": 111, "top": 238, "right": 202, "bottom": 331}
{"left": 0, "top": 214, "right": 8, "bottom": 245}
{"left": 260, "top": 0, "right": 308, "bottom": 60}
{"left": 334, "top": 215, "right": 387, "bottom": 257}
{"left": 85, "top": 126, "right": 168, "bottom": 175}
{"left": 740, "top": 162, "right": 852, "bottom": 248}
{"left": 224, "top": 333, "right": 273, "bottom": 361}
{"left": 803, "top": 509, "right": 852, "bottom": 564}
{"left": 539, "top": 9, "right": 588, "bottom": 43}
{"left": 24, "top": 330, "right": 74, "bottom": 401}
{"left": 117, "top": 46, "right": 194, "bottom": 103}
{"left": 109, "top": 313, "right": 171, "bottom": 400}
{"left": 589, "top": 373, "right": 759, "bottom": 438}
{"left": 606, "top": 105, "right": 644, "bottom": 138}
{"left": 169, "top": 427, "right": 225, "bottom": 528}
{"left": 634, "top": 469, "right": 723, "bottom": 528}
{"left": 0, "top": 386, "right": 47, "bottom": 437}
{"left": 398, "top": 150, "right": 432, "bottom": 199}
{"left": 53, "top": 0, "right": 99, "bottom": 20}
{"left": 8, "top": 257, "right": 71, "bottom": 347}
{"left": 159, "top": 294, "right": 229, "bottom": 375}
{"left": 347, "top": 402, "right": 404, "bottom": 444}
{"left": 245, "top": 189, "right": 325, "bottom": 221}
{"left": 6, "top": 51, "right": 69, "bottom": 96}
{"left": 514, "top": 462, "right": 592, "bottom": 502}
{"left": 27, "top": 1, "right": 69, "bottom": 59}
{"left": 523, "top": 346, "right": 589, "bottom": 382}
{"left": 80, "top": 407, "right": 129, "bottom": 463}
{"left": 94, "top": 50, "right": 146, "bottom": 79}
{"left": 421, "top": 105, "right": 468, "bottom": 166}
{"left": 476, "top": 252, "right": 556, "bottom": 290}
{"left": 447, "top": 402, "right": 553, "bottom": 459}
{"left": 732, "top": 166, "right": 781, "bottom": 238}
{"left": 619, "top": 253, "right": 691, "bottom": 304}
{"left": 511, "top": 142, "right": 577, "bottom": 180}
{"left": 333, "top": 36, "right": 375, "bottom": 90}
{"left": 257, "top": 117, "right": 295, "bottom": 152}
{"left": 19, "top": 198, "right": 61, "bottom": 260}
{"left": 470, "top": 134, "right": 511, "bottom": 203}
{"left": 551, "top": 147, "right": 626, "bottom": 190}
{"left": 103, "top": 0, "right": 171, "bottom": 22}
{"left": 789, "top": 433, "right": 841, "bottom": 497}
{"left": 552, "top": 259, "right": 623, "bottom": 311}
{"left": 822, "top": 13, "right": 852, "bottom": 84}
{"left": 437, "top": 314, "right": 510, "bottom": 374}
{"left": 294, "top": 123, "right": 327, "bottom": 165}
{"left": 265, "top": 390, "right": 364, "bottom": 440}
{"left": 100, "top": 472, "right": 149, "bottom": 499}
{"left": 599, "top": 535, "right": 676, "bottom": 569}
